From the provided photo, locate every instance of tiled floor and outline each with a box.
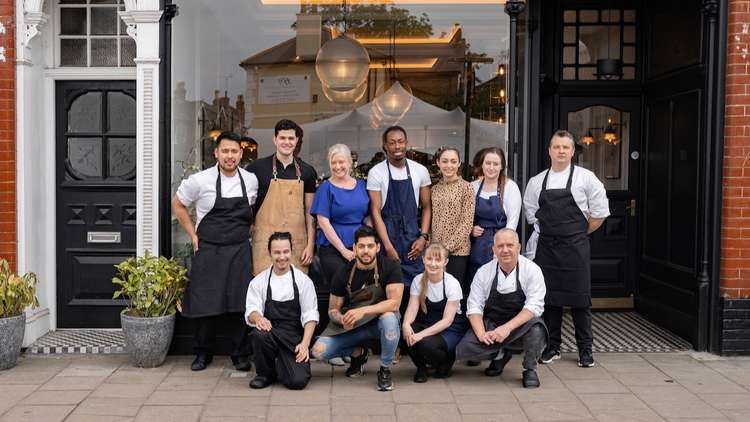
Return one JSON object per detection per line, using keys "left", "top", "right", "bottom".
{"left": 1, "top": 352, "right": 749, "bottom": 421}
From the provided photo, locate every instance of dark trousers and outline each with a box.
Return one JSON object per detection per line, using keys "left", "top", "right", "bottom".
{"left": 251, "top": 330, "right": 311, "bottom": 390}
{"left": 456, "top": 323, "right": 546, "bottom": 370}
{"left": 317, "top": 245, "right": 348, "bottom": 294}
{"left": 543, "top": 305, "right": 593, "bottom": 352}
{"left": 408, "top": 334, "right": 455, "bottom": 370}
{"left": 193, "top": 313, "right": 252, "bottom": 358}
{"left": 446, "top": 255, "right": 469, "bottom": 296}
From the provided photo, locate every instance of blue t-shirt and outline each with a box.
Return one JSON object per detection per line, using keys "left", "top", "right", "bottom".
{"left": 311, "top": 179, "right": 370, "bottom": 248}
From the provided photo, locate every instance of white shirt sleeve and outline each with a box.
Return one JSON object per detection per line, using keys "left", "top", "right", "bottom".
{"left": 520, "top": 257, "right": 546, "bottom": 318}
{"left": 466, "top": 261, "right": 494, "bottom": 316}
{"left": 176, "top": 174, "right": 201, "bottom": 207}
{"left": 409, "top": 274, "right": 424, "bottom": 296}
{"left": 241, "top": 169, "right": 260, "bottom": 206}
{"left": 445, "top": 274, "right": 463, "bottom": 302}
{"left": 503, "top": 179, "right": 523, "bottom": 231}
{"left": 418, "top": 164, "right": 432, "bottom": 188}
{"left": 585, "top": 172, "right": 610, "bottom": 219}
{"left": 366, "top": 164, "right": 386, "bottom": 191}
{"left": 297, "top": 270, "right": 320, "bottom": 326}
{"left": 244, "top": 271, "right": 268, "bottom": 327}
{"left": 523, "top": 173, "right": 544, "bottom": 226}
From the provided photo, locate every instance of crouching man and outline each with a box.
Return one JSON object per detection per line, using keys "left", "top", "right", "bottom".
{"left": 245, "top": 232, "right": 319, "bottom": 390}
{"left": 456, "top": 229, "right": 548, "bottom": 388}
{"left": 311, "top": 226, "right": 404, "bottom": 391}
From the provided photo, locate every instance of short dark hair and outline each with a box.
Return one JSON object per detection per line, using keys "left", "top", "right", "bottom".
{"left": 549, "top": 130, "right": 576, "bottom": 148}
{"left": 354, "top": 226, "right": 379, "bottom": 244}
{"left": 382, "top": 125, "right": 407, "bottom": 145}
{"left": 215, "top": 131, "right": 243, "bottom": 147}
{"left": 267, "top": 231, "right": 293, "bottom": 252}
{"left": 274, "top": 119, "right": 303, "bottom": 139}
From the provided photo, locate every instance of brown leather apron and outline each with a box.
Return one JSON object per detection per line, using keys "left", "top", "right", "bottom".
{"left": 321, "top": 260, "right": 386, "bottom": 336}
{"left": 252, "top": 158, "right": 309, "bottom": 275}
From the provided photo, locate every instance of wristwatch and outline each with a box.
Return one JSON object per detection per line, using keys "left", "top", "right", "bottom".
{"left": 420, "top": 232, "right": 430, "bottom": 241}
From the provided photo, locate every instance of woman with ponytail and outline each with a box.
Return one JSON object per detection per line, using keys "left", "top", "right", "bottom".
{"left": 402, "top": 242, "right": 467, "bottom": 382}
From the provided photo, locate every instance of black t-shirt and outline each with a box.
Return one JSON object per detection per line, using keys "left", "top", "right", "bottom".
{"left": 330, "top": 258, "right": 403, "bottom": 304}
{"left": 245, "top": 154, "right": 318, "bottom": 216}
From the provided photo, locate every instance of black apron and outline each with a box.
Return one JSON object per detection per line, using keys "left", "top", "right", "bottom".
{"left": 469, "top": 179, "right": 507, "bottom": 267}
{"left": 413, "top": 275, "right": 467, "bottom": 350}
{"left": 483, "top": 262, "right": 546, "bottom": 346}
{"left": 533, "top": 165, "right": 591, "bottom": 308}
{"left": 321, "top": 260, "right": 386, "bottom": 336}
{"left": 182, "top": 167, "right": 254, "bottom": 318}
{"left": 264, "top": 269, "right": 304, "bottom": 352}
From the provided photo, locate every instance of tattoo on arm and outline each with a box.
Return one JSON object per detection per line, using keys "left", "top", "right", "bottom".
{"left": 328, "top": 295, "right": 345, "bottom": 325}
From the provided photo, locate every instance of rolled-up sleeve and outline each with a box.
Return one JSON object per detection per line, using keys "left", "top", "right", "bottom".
{"left": 466, "top": 264, "right": 492, "bottom": 316}
{"left": 522, "top": 263, "right": 546, "bottom": 318}
{"left": 586, "top": 175, "right": 610, "bottom": 219}
{"left": 298, "top": 275, "right": 320, "bottom": 326}
{"left": 244, "top": 273, "right": 267, "bottom": 327}
{"left": 503, "top": 180, "right": 523, "bottom": 231}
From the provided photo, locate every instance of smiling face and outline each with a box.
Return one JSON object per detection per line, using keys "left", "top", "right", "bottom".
{"left": 214, "top": 139, "right": 243, "bottom": 173}
{"left": 354, "top": 235, "right": 380, "bottom": 266}
{"left": 273, "top": 129, "right": 299, "bottom": 159}
{"left": 329, "top": 152, "right": 352, "bottom": 180}
{"left": 383, "top": 129, "right": 408, "bottom": 163}
{"left": 481, "top": 152, "right": 503, "bottom": 180}
{"left": 548, "top": 135, "right": 575, "bottom": 167}
{"left": 422, "top": 248, "right": 448, "bottom": 279}
{"left": 437, "top": 149, "right": 460, "bottom": 180}
{"left": 270, "top": 238, "right": 293, "bottom": 273}
{"left": 493, "top": 230, "right": 520, "bottom": 269}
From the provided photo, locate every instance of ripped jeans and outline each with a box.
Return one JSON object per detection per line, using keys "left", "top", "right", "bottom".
{"left": 312, "top": 312, "right": 401, "bottom": 367}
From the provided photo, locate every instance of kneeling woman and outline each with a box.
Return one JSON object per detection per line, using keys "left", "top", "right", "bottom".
{"left": 402, "top": 243, "right": 467, "bottom": 382}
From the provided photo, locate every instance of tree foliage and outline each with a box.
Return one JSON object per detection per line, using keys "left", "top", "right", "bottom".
{"left": 112, "top": 252, "right": 188, "bottom": 318}
{"left": 300, "top": 3, "right": 433, "bottom": 38}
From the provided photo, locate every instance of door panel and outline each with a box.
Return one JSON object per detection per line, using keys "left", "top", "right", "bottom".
{"left": 56, "top": 81, "right": 136, "bottom": 328}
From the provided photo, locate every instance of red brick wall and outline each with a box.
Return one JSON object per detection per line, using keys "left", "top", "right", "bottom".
{"left": 0, "top": 1, "right": 14, "bottom": 271}
{"left": 723, "top": 0, "right": 750, "bottom": 298}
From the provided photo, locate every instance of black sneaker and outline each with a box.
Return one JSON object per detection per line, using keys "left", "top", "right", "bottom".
{"left": 539, "top": 348, "right": 561, "bottom": 364}
{"left": 345, "top": 349, "right": 369, "bottom": 377}
{"left": 484, "top": 350, "right": 512, "bottom": 377}
{"left": 522, "top": 369, "right": 540, "bottom": 388}
{"left": 377, "top": 366, "right": 394, "bottom": 391}
{"left": 190, "top": 354, "right": 213, "bottom": 371}
{"left": 231, "top": 355, "right": 252, "bottom": 372}
{"left": 578, "top": 349, "right": 595, "bottom": 367}
{"left": 413, "top": 366, "right": 428, "bottom": 383}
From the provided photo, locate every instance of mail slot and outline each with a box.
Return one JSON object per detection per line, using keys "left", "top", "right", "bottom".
{"left": 87, "top": 232, "right": 121, "bottom": 244}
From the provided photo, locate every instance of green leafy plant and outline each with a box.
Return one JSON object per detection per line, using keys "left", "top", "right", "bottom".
{"left": 0, "top": 258, "right": 39, "bottom": 318}
{"left": 112, "top": 252, "right": 188, "bottom": 318}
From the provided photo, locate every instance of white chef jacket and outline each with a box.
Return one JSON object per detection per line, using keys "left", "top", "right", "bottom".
{"left": 244, "top": 266, "right": 319, "bottom": 327}
{"left": 176, "top": 166, "right": 259, "bottom": 228}
{"left": 366, "top": 159, "right": 432, "bottom": 207}
{"left": 466, "top": 256, "right": 546, "bottom": 318}
{"left": 471, "top": 178, "right": 523, "bottom": 231}
{"left": 523, "top": 164, "right": 610, "bottom": 259}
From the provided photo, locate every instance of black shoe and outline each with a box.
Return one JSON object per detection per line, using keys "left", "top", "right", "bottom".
{"left": 433, "top": 364, "right": 452, "bottom": 379}
{"left": 522, "top": 370, "right": 540, "bottom": 388}
{"left": 231, "top": 355, "right": 252, "bottom": 372}
{"left": 345, "top": 349, "right": 369, "bottom": 378}
{"left": 413, "top": 366, "right": 428, "bottom": 383}
{"left": 466, "top": 360, "right": 481, "bottom": 367}
{"left": 190, "top": 354, "right": 213, "bottom": 371}
{"left": 539, "top": 348, "right": 561, "bottom": 364}
{"left": 578, "top": 349, "right": 596, "bottom": 368}
{"left": 377, "top": 366, "right": 394, "bottom": 391}
{"left": 249, "top": 375, "right": 274, "bottom": 389}
{"left": 484, "top": 351, "right": 512, "bottom": 377}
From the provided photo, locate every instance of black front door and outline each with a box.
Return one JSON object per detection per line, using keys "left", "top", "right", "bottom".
{"left": 560, "top": 97, "right": 640, "bottom": 301}
{"left": 56, "top": 81, "right": 137, "bottom": 328}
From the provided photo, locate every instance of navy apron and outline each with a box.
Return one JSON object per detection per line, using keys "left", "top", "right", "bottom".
{"left": 381, "top": 161, "right": 424, "bottom": 286}
{"left": 264, "top": 269, "right": 304, "bottom": 352}
{"left": 413, "top": 275, "right": 467, "bottom": 350}
{"left": 182, "top": 167, "right": 254, "bottom": 317}
{"left": 469, "top": 179, "right": 508, "bottom": 267}
{"left": 533, "top": 165, "right": 591, "bottom": 308}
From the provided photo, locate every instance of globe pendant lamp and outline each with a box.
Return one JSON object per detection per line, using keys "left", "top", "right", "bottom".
{"left": 315, "top": 34, "right": 370, "bottom": 93}
{"left": 579, "top": 130, "right": 595, "bottom": 146}
{"left": 322, "top": 79, "right": 367, "bottom": 104}
{"left": 372, "top": 81, "right": 414, "bottom": 123}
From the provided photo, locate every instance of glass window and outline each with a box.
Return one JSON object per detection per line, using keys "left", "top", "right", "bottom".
{"left": 57, "top": 0, "right": 133, "bottom": 67}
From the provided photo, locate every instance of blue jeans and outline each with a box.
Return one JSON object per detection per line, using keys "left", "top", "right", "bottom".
{"left": 312, "top": 312, "right": 400, "bottom": 367}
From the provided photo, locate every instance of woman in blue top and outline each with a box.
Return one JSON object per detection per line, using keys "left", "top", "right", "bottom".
{"left": 311, "top": 144, "right": 370, "bottom": 291}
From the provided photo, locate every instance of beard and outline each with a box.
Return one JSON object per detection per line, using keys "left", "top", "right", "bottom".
{"left": 356, "top": 253, "right": 375, "bottom": 266}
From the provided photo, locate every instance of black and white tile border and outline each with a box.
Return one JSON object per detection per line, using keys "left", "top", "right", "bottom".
{"left": 27, "top": 329, "right": 125, "bottom": 355}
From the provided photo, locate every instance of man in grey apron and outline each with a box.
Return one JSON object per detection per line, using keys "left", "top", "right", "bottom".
{"left": 245, "top": 232, "right": 319, "bottom": 390}
{"left": 173, "top": 132, "right": 259, "bottom": 371}
{"left": 456, "top": 229, "right": 548, "bottom": 388}
{"left": 523, "top": 130, "right": 610, "bottom": 368}
{"left": 311, "top": 226, "right": 404, "bottom": 391}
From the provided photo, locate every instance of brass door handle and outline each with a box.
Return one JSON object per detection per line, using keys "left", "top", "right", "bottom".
{"left": 625, "top": 199, "right": 636, "bottom": 217}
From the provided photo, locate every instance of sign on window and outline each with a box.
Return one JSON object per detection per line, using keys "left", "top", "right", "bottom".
{"left": 258, "top": 75, "right": 311, "bottom": 104}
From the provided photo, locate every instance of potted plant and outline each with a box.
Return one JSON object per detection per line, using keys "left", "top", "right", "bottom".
{"left": 113, "top": 251, "right": 188, "bottom": 368}
{"left": 0, "top": 258, "right": 39, "bottom": 370}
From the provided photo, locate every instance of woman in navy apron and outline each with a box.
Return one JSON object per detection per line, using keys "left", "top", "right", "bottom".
{"left": 468, "top": 148, "right": 522, "bottom": 289}
{"left": 402, "top": 243, "right": 467, "bottom": 382}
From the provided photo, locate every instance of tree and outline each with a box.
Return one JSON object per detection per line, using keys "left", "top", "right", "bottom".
{"left": 299, "top": 3, "right": 433, "bottom": 38}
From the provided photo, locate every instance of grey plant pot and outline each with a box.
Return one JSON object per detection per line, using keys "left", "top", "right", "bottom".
{"left": 0, "top": 313, "right": 26, "bottom": 370}
{"left": 121, "top": 311, "right": 175, "bottom": 368}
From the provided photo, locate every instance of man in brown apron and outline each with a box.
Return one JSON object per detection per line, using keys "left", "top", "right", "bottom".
{"left": 456, "top": 229, "right": 548, "bottom": 388}
{"left": 246, "top": 119, "right": 318, "bottom": 274}
{"left": 311, "top": 226, "right": 404, "bottom": 391}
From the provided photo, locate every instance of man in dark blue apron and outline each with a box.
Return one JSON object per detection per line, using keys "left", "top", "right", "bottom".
{"left": 245, "top": 232, "right": 319, "bottom": 390}
{"left": 367, "top": 126, "right": 432, "bottom": 312}
{"left": 173, "top": 132, "right": 259, "bottom": 371}
{"left": 523, "top": 130, "right": 610, "bottom": 368}
{"left": 456, "top": 229, "right": 548, "bottom": 388}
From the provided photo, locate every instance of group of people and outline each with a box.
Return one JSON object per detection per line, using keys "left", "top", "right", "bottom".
{"left": 173, "top": 118, "right": 610, "bottom": 392}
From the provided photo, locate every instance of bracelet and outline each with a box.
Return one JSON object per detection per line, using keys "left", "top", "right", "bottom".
{"left": 420, "top": 232, "right": 430, "bottom": 241}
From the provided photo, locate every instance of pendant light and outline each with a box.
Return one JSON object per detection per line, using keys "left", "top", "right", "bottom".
{"left": 580, "top": 130, "right": 595, "bottom": 146}
{"left": 315, "top": 1, "right": 370, "bottom": 95}
{"left": 322, "top": 79, "right": 367, "bottom": 104}
{"left": 603, "top": 116, "right": 619, "bottom": 144}
{"left": 372, "top": 81, "right": 414, "bottom": 123}
{"left": 594, "top": 10, "right": 624, "bottom": 80}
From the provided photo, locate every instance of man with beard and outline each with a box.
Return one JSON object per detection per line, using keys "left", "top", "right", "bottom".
{"left": 245, "top": 232, "right": 318, "bottom": 390}
{"left": 311, "top": 226, "right": 404, "bottom": 391}
{"left": 174, "top": 131, "right": 259, "bottom": 371}
{"left": 246, "top": 119, "right": 317, "bottom": 274}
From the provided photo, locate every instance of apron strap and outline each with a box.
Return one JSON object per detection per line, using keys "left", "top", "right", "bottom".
{"left": 541, "top": 164, "right": 576, "bottom": 192}
{"left": 265, "top": 267, "right": 299, "bottom": 310}
{"left": 490, "top": 261, "right": 520, "bottom": 297}
{"left": 214, "top": 165, "right": 248, "bottom": 200}
{"left": 347, "top": 259, "right": 380, "bottom": 293}
{"left": 476, "top": 178, "right": 504, "bottom": 208}
{"left": 272, "top": 156, "right": 302, "bottom": 182}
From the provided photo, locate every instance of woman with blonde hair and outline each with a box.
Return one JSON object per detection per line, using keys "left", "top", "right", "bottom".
{"left": 402, "top": 242, "right": 466, "bottom": 382}
{"left": 310, "top": 144, "right": 370, "bottom": 289}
